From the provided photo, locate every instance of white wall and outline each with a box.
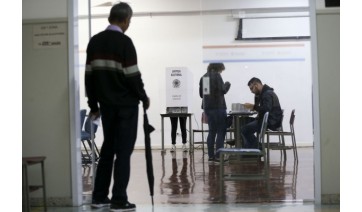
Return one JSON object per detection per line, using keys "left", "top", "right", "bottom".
{"left": 23, "top": 22, "right": 72, "bottom": 201}
{"left": 23, "top": 0, "right": 67, "bottom": 19}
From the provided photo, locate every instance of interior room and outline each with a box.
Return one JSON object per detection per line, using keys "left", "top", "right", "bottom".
{"left": 22, "top": 0, "right": 340, "bottom": 211}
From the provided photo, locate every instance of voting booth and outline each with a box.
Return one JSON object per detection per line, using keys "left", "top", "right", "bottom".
{"left": 165, "top": 67, "right": 193, "bottom": 113}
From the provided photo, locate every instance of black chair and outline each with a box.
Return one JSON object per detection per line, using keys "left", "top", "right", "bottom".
{"left": 81, "top": 113, "right": 100, "bottom": 166}
{"left": 266, "top": 109, "right": 298, "bottom": 162}
{"left": 191, "top": 112, "right": 208, "bottom": 155}
{"left": 191, "top": 112, "right": 235, "bottom": 154}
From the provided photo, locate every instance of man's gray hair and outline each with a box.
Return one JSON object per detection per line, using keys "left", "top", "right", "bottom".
{"left": 108, "top": 2, "right": 133, "bottom": 23}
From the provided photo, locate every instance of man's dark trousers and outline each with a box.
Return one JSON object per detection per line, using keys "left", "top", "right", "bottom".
{"left": 92, "top": 105, "right": 139, "bottom": 204}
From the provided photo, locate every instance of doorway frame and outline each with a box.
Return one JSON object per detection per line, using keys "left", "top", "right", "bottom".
{"left": 68, "top": 0, "right": 83, "bottom": 206}
{"left": 68, "top": 0, "right": 322, "bottom": 205}
{"left": 308, "top": 0, "right": 322, "bottom": 204}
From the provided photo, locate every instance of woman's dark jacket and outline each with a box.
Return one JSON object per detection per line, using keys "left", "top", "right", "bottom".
{"left": 199, "top": 71, "right": 230, "bottom": 110}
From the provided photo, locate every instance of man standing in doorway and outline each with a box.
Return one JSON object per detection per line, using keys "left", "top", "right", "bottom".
{"left": 242, "top": 77, "right": 282, "bottom": 148}
{"left": 85, "top": 2, "right": 150, "bottom": 211}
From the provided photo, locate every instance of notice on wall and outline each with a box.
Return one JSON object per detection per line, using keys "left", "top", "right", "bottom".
{"left": 33, "top": 23, "right": 66, "bottom": 49}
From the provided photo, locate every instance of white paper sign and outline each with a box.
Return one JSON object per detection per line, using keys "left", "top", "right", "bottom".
{"left": 33, "top": 23, "right": 66, "bottom": 49}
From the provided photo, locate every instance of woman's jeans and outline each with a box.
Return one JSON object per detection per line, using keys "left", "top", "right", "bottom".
{"left": 205, "top": 109, "right": 227, "bottom": 159}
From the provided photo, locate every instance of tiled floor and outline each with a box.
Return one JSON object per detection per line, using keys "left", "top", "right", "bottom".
{"left": 44, "top": 203, "right": 340, "bottom": 212}
{"left": 84, "top": 147, "right": 314, "bottom": 204}
{"left": 40, "top": 147, "right": 340, "bottom": 212}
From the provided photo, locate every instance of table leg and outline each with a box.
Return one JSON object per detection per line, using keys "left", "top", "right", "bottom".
{"left": 235, "top": 116, "right": 241, "bottom": 148}
{"left": 22, "top": 163, "right": 30, "bottom": 212}
{"left": 41, "top": 161, "right": 47, "bottom": 211}
{"left": 161, "top": 116, "right": 165, "bottom": 153}
{"left": 188, "top": 114, "right": 192, "bottom": 153}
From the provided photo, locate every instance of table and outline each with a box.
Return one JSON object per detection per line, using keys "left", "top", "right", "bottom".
{"left": 227, "top": 111, "right": 257, "bottom": 148}
{"left": 22, "top": 156, "right": 47, "bottom": 212}
{"left": 160, "top": 113, "right": 192, "bottom": 153}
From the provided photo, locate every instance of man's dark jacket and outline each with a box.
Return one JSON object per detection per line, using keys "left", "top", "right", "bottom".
{"left": 254, "top": 84, "right": 283, "bottom": 130}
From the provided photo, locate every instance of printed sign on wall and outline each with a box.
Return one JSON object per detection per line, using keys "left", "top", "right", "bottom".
{"left": 33, "top": 23, "right": 66, "bottom": 49}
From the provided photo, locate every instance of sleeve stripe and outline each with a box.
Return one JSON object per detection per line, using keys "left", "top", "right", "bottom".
{"left": 90, "top": 59, "right": 124, "bottom": 72}
{"left": 88, "top": 59, "right": 140, "bottom": 76}
{"left": 124, "top": 64, "right": 140, "bottom": 76}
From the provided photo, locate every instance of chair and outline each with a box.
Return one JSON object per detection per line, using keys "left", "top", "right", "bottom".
{"left": 80, "top": 109, "right": 87, "bottom": 130}
{"left": 217, "top": 112, "right": 270, "bottom": 198}
{"left": 266, "top": 109, "right": 298, "bottom": 162}
{"left": 81, "top": 114, "right": 100, "bottom": 167}
{"left": 191, "top": 112, "right": 235, "bottom": 154}
{"left": 80, "top": 109, "right": 91, "bottom": 167}
{"left": 225, "top": 115, "right": 236, "bottom": 147}
{"left": 191, "top": 112, "right": 208, "bottom": 155}
{"left": 265, "top": 109, "right": 286, "bottom": 159}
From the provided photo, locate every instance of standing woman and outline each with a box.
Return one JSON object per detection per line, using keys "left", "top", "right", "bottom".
{"left": 199, "top": 63, "right": 231, "bottom": 162}
{"left": 169, "top": 116, "right": 188, "bottom": 152}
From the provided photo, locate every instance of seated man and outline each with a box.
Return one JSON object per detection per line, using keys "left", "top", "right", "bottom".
{"left": 241, "top": 77, "right": 283, "bottom": 149}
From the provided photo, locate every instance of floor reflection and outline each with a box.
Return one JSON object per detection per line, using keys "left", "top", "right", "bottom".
{"left": 160, "top": 151, "right": 195, "bottom": 203}
{"left": 158, "top": 149, "right": 302, "bottom": 203}
{"left": 83, "top": 148, "right": 312, "bottom": 204}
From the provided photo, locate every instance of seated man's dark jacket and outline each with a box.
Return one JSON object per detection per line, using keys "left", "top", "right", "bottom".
{"left": 254, "top": 84, "right": 283, "bottom": 130}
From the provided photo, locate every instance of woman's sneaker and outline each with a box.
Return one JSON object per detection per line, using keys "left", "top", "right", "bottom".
{"left": 110, "top": 201, "right": 136, "bottom": 211}
{"left": 182, "top": 144, "right": 188, "bottom": 152}
{"left": 170, "top": 144, "right": 176, "bottom": 152}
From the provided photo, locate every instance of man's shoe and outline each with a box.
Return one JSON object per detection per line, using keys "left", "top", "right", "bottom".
{"left": 170, "top": 144, "right": 176, "bottom": 152}
{"left": 110, "top": 201, "right": 136, "bottom": 211}
{"left": 91, "top": 197, "right": 111, "bottom": 208}
{"left": 182, "top": 144, "right": 188, "bottom": 152}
